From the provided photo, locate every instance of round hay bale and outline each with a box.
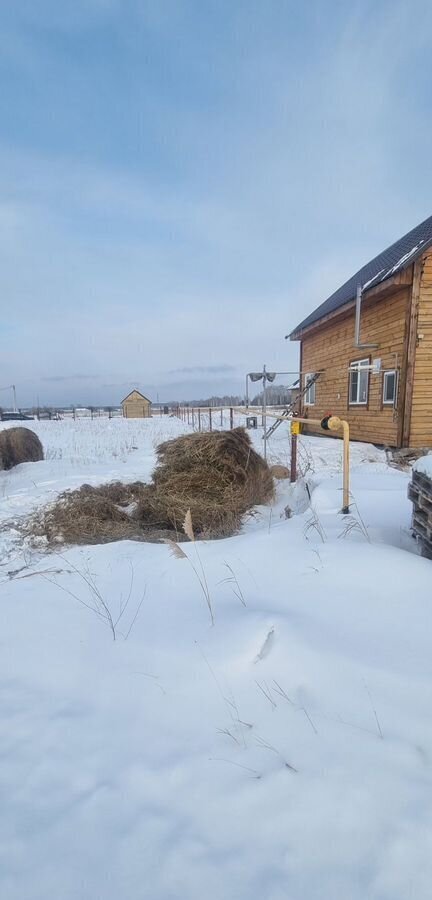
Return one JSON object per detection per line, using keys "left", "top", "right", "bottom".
{"left": 270, "top": 464, "right": 290, "bottom": 480}
{"left": 0, "top": 427, "right": 44, "bottom": 470}
{"left": 140, "top": 427, "right": 274, "bottom": 537}
{"left": 137, "top": 475, "right": 242, "bottom": 537}
{"left": 155, "top": 428, "right": 268, "bottom": 481}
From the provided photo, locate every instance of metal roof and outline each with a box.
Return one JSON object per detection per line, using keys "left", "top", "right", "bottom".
{"left": 289, "top": 214, "right": 432, "bottom": 338}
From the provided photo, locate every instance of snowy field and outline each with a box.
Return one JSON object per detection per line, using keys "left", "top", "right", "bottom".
{"left": 1, "top": 416, "right": 431, "bottom": 900}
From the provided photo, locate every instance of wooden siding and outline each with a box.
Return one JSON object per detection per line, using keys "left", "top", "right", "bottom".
{"left": 299, "top": 286, "right": 411, "bottom": 446}
{"left": 291, "top": 268, "right": 413, "bottom": 341}
{"left": 122, "top": 391, "right": 151, "bottom": 419}
{"left": 409, "top": 251, "right": 432, "bottom": 446}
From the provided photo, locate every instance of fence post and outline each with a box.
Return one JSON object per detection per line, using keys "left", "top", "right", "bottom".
{"left": 290, "top": 431, "right": 298, "bottom": 483}
{"left": 192, "top": 408, "right": 195, "bottom": 429}
{"left": 209, "top": 408, "right": 212, "bottom": 431}
{"left": 230, "top": 407, "right": 233, "bottom": 430}
{"left": 198, "top": 408, "right": 201, "bottom": 431}
{"left": 220, "top": 408, "right": 223, "bottom": 427}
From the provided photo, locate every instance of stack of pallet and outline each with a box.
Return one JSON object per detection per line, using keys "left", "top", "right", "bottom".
{"left": 408, "top": 467, "right": 432, "bottom": 559}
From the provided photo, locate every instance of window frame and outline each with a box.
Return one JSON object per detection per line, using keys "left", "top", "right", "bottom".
{"left": 304, "top": 372, "right": 316, "bottom": 406}
{"left": 382, "top": 369, "right": 398, "bottom": 406}
{"left": 348, "top": 357, "right": 370, "bottom": 406}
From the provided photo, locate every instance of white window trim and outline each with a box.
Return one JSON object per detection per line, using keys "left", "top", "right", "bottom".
{"left": 304, "top": 373, "right": 316, "bottom": 406}
{"left": 349, "top": 358, "right": 369, "bottom": 406}
{"left": 383, "top": 369, "right": 397, "bottom": 406}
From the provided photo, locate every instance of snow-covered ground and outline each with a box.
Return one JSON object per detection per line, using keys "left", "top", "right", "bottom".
{"left": 1, "top": 416, "right": 431, "bottom": 900}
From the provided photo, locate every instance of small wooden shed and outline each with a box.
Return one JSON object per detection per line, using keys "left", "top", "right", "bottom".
{"left": 121, "top": 390, "right": 151, "bottom": 419}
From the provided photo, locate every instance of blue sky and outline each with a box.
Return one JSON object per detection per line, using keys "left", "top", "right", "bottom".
{"left": 1, "top": 0, "right": 431, "bottom": 407}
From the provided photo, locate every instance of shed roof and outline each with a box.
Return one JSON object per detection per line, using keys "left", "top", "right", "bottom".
{"left": 121, "top": 390, "right": 151, "bottom": 404}
{"left": 289, "top": 214, "right": 432, "bottom": 338}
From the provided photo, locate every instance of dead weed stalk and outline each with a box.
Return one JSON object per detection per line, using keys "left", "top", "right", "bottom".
{"left": 165, "top": 509, "right": 214, "bottom": 625}
{"left": 40, "top": 553, "right": 145, "bottom": 641}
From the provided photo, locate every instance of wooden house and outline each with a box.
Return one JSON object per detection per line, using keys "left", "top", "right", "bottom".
{"left": 121, "top": 390, "right": 151, "bottom": 419}
{"left": 288, "top": 215, "right": 432, "bottom": 448}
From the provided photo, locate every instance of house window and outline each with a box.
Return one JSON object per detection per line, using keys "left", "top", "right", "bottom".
{"left": 349, "top": 358, "right": 369, "bottom": 405}
{"left": 383, "top": 370, "right": 397, "bottom": 405}
{"left": 304, "top": 373, "right": 316, "bottom": 405}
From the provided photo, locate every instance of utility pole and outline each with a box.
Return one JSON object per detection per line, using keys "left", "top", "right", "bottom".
{"left": 262, "top": 365, "right": 267, "bottom": 460}
{"left": 12, "top": 384, "right": 17, "bottom": 412}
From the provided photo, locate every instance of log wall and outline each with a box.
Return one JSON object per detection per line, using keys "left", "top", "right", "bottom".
{"left": 299, "top": 286, "right": 411, "bottom": 445}
{"left": 409, "top": 251, "right": 432, "bottom": 446}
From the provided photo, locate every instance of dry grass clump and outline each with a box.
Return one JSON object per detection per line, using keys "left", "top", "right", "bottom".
{"left": 139, "top": 428, "right": 274, "bottom": 537}
{"left": 270, "top": 464, "right": 290, "bottom": 480}
{"left": 29, "top": 428, "right": 274, "bottom": 546}
{"left": 30, "top": 481, "right": 155, "bottom": 546}
{"left": 0, "top": 427, "right": 43, "bottom": 469}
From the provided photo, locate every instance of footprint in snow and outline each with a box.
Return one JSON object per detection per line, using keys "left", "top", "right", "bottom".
{"left": 254, "top": 626, "right": 275, "bottom": 663}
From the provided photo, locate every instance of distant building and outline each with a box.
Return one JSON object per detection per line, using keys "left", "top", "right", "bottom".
{"left": 121, "top": 390, "right": 152, "bottom": 419}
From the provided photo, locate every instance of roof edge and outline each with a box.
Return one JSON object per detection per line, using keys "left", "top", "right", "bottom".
{"left": 287, "top": 238, "right": 432, "bottom": 340}
{"left": 121, "top": 390, "right": 152, "bottom": 404}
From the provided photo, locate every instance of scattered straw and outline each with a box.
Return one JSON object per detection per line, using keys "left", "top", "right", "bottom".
{"left": 27, "top": 428, "right": 274, "bottom": 546}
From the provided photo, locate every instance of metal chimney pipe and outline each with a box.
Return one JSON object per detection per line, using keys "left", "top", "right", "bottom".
{"left": 354, "top": 283, "right": 362, "bottom": 346}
